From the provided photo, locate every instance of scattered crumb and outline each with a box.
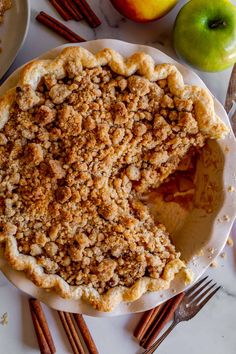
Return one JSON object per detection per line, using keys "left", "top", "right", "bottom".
{"left": 223, "top": 215, "right": 230, "bottom": 222}
{"left": 191, "top": 256, "right": 200, "bottom": 268}
{"left": 228, "top": 186, "right": 235, "bottom": 192}
{"left": 218, "top": 215, "right": 231, "bottom": 223}
{"left": 171, "top": 288, "right": 176, "bottom": 294}
{"left": 220, "top": 252, "right": 227, "bottom": 259}
{"left": 208, "top": 247, "right": 217, "bottom": 261}
{"left": 210, "top": 260, "right": 218, "bottom": 268}
{"left": 197, "top": 249, "right": 204, "bottom": 257}
{"left": 207, "top": 247, "right": 216, "bottom": 255}
{"left": 0, "top": 313, "right": 8, "bottom": 326}
{"left": 227, "top": 237, "right": 234, "bottom": 247}
{"left": 224, "top": 146, "right": 229, "bottom": 153}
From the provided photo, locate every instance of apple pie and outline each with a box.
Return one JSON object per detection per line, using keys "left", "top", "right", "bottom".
{"left": 0, "top": 47, "right": 228, "bottom": 311}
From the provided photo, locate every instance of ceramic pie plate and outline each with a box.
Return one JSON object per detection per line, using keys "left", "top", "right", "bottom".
{"left": 0, "top": 0, "right": 30, "bottom": 80}
{"left": 0, "top": 39, "right": 236, "bottom": 317}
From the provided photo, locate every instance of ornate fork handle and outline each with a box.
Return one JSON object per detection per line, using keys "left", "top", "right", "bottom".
{"left": 143, "top": 320, "right": 179, "bottom": 354}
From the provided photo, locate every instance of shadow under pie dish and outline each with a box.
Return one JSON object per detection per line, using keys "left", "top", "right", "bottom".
{"left": 0, "top": 47, "right": 228, "bottom": 312}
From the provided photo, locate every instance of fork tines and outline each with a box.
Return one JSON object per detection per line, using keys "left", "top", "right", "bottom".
{"left": 185, "top": 276, "right": 221, "bottom": 311}
{"left": 141, "top": 277, "right": 222, "bottom": 353}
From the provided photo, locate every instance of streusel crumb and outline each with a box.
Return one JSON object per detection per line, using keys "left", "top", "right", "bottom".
{"left": 0, "top": 64, "right": 206, "bottom": 294}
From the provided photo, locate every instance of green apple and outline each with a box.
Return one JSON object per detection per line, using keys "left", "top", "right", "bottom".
{"left": 173, "top": 0, "right": 236, "bottom": 72}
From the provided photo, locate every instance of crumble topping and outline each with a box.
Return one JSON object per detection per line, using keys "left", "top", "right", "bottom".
{"left": 0, "top": 64, "right": 206, "bottom": 294}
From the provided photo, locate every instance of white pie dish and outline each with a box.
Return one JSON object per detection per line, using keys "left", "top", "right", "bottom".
{"left": 0, "top": 39, "right": 236, "bottom": 317}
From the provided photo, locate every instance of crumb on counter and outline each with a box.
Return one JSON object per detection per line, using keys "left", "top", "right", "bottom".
{"left": 223, "top": 215, "right": 230, "bottom": 222}
{"left": 228, "top": 186, "right": 235, "bottom": 192}
{"left": 227, "top": 237, "right": 234, "bottom": 247}
{"left": 220, "top": 252, "right": 227, "bottom": 259}
{"left": 0, "top": 312, "right": 8, "bottom": 326}
{"left": 218, "top": 215, "right": 231, "bottom": 223}
{"left": 210, "top": 260, "right": 218, "bottom": 268}
{"left": 224, "top": 146, "right": 229, "bottom": 153}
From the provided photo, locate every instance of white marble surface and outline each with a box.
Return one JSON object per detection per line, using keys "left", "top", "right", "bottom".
{"left": 0, "top": 0, "right": 236, "bottom": 353}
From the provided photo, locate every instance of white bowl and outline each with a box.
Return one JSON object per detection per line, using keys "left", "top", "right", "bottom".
{"left": 0, "top": 0, "right": 30, "bottom": 79}
{"left": 1, "top": 39, "right": 236, "bottom": 317}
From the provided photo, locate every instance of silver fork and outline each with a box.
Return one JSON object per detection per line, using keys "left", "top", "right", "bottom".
{"left": 143, "top": 277, "right": 221, "bottom": 354}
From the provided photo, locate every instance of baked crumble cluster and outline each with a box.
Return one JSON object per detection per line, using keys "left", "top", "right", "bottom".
{"left": 0, "top": 63, "right": 205, "bottom": 295}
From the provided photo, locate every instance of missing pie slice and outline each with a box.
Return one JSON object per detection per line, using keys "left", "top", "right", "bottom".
{"left": 0, "top": 47, "right": 228, "bottom": 311}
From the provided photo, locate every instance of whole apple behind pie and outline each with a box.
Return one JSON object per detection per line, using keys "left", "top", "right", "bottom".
{"left": 0, "top": 47, "right": 228, "bottom": 311}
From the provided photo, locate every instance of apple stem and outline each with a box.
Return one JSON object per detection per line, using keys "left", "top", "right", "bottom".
{"left": 209, "top": 19, "right": 227, "bottom": 29}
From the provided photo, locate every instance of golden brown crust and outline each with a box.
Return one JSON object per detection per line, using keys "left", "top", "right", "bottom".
{"left": 0, "top": 47, "right": 227, "bottom": 312}
{"left": 14, "top": 47, "right": 228, "bottom": 138}
{"left": 1, "top": 228, "right": 184, "bottom": 311}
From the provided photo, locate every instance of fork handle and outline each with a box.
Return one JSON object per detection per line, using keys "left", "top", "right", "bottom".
{"left": 142, "top": 320, "right": 179, "bottom": 354}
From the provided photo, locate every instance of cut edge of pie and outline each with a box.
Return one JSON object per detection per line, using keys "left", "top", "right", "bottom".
{"left": 0, "top": 47, "right": 228, "bottom": 312}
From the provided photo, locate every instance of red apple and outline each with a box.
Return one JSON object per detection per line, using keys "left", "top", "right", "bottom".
{"left": 110, "top": 0, "right": 179, "bottom": 23}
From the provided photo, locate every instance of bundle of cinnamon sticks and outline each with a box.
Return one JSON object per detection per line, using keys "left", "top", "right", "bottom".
{"left": 29, "top": 298, "right": 99, "bottom": 354}
{"left": 48, "top": 0, "right": 101, "bottom": 27}
{"left": 36, "top": 0, "right": 102, "bottom": 43}
{"left": 134, "top": 293, "right": 184, "bottom": 349}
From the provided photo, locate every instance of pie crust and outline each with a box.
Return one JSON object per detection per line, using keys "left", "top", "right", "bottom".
{"left": 0, "top": 47, "right": 228, "bottom": 311}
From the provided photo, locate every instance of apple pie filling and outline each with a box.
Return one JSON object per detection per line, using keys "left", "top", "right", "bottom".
{"left": 0, "top": 63, "right": 206, "bottom": 295}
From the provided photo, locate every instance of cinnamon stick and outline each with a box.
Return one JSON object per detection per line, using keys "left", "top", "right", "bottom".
{"left": 36, "top": 11, "right": 86, "bottom": 43}
{"left": 141, "top": 293, "right": 185, "bottom": 349}
{"left": 30, "top": 310, "right": 51, "bottom": 354}
{"left": 134, "top": 304, "right": 162, "bottom": 341}
{"left": 73, "top": 314, "right": 99, "bottom": 354}
{"left": 60, "top": 0, "right": 83, "bottom": 21}
{"left": 29, "top": 299, "right": 56, "bottom": 354}
{"left": 73, "top": 0, "right": 101, "bottom": 28}
{"left": 58, "top": 311, "right": 85, "bottom": 354}
{"left": 49, "top": 0, "right": 72, "bottom": 21}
